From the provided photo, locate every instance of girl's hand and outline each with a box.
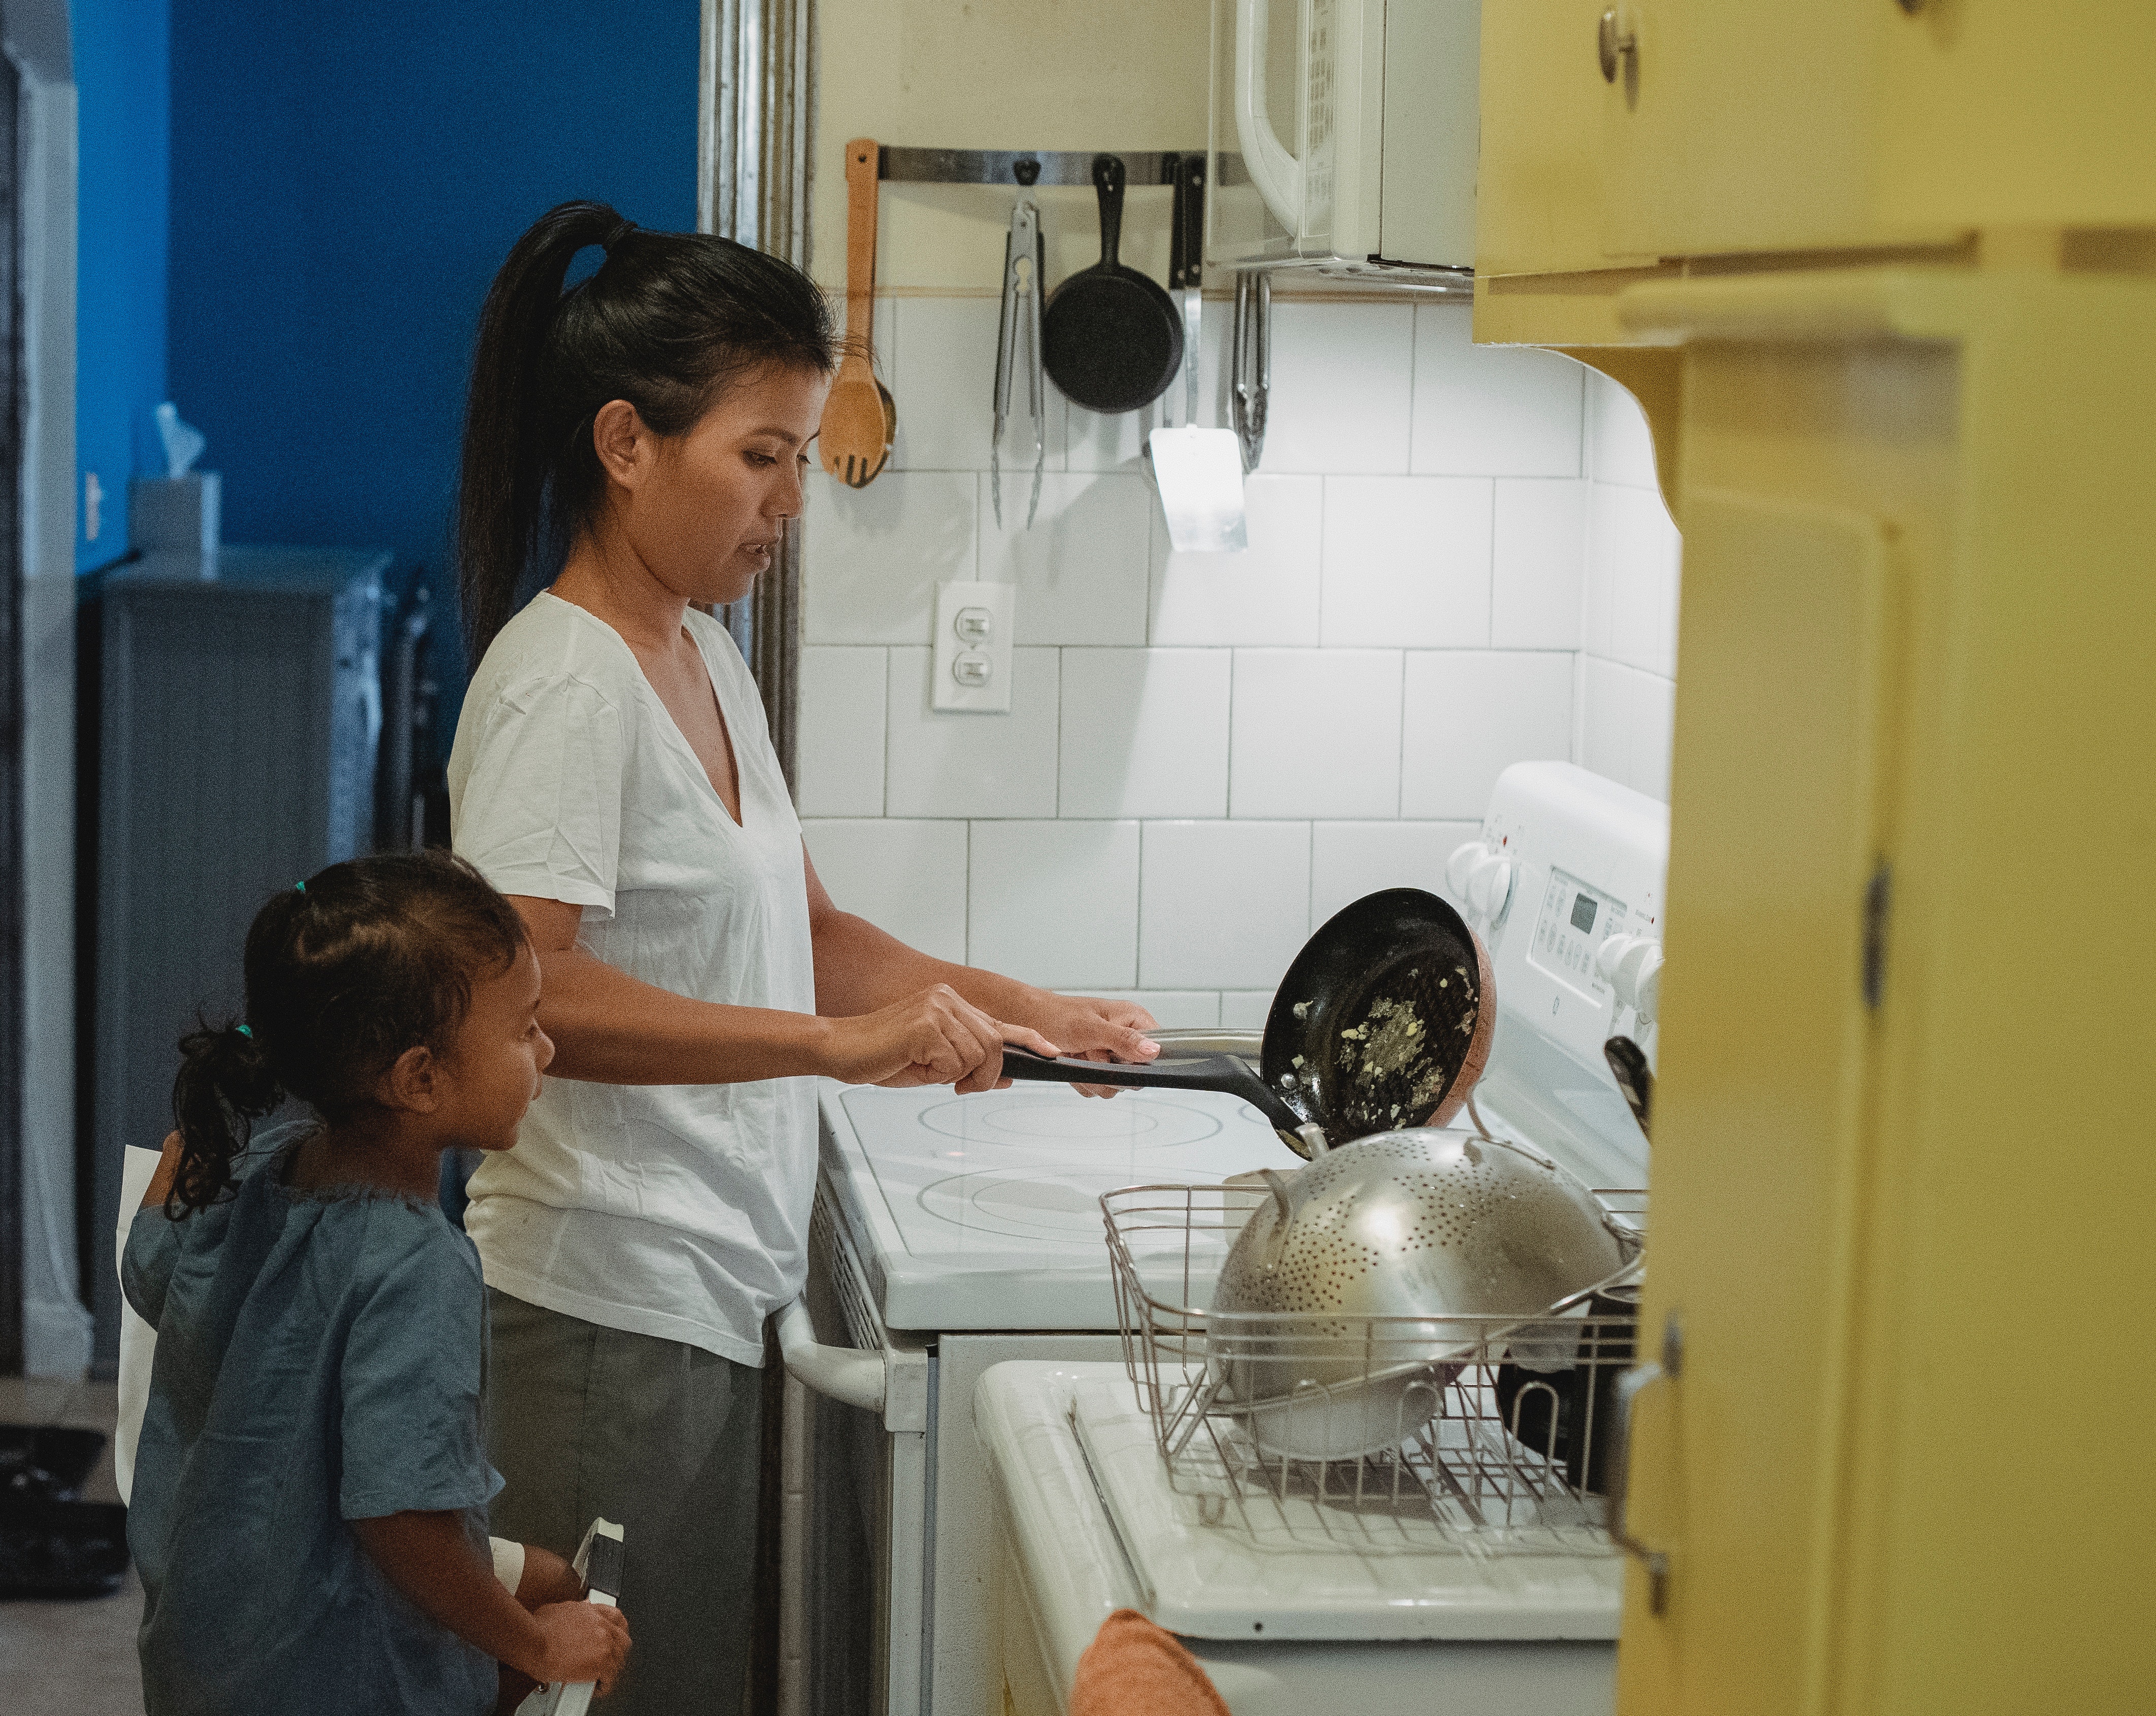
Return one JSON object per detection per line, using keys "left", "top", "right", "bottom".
{"left": 529, "top": 1599, "right": 632, "bottom": 1694}
{"left": 821, "top": 984, "right": 1061, "bottom": 1094}
{"left": 1005, "top": 995, "right": 1161, "bottom": 1099}
{"left": 513, "top": 1544, "right": 585, "bottom": 1609}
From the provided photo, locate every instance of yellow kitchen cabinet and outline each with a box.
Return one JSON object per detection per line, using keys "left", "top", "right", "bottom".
{"left": 1479, "top": 1, "right": 2156, "bottom": 277}
{"left": 1475, "top": 10, "right": 2156, "bottom": 1710}
{"left": 1603, "top": 263, "right": 2156, "bottom": 1716}
{"left": 1593, "top": 0, "right": 1939, "bottom": 261}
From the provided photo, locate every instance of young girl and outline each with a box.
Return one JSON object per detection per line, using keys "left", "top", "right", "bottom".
{"left": 122, "top": 852, "right": 631, "bottom": 1715}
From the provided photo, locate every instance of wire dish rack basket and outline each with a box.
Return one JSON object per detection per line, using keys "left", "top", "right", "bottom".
{"left": 1101, "top": 1180, "right": 1648, "bottom": 1554}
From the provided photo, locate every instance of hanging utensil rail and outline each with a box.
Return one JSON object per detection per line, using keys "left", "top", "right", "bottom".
{"left": 875, "top": 147, "right": 1204, "bottom": 186}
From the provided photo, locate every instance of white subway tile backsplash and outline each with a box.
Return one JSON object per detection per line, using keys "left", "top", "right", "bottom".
{"left": 1586, "top": 370, "right": 1661, "bottom": 491}
{"left": 1400, "top": 650, "right": 1575, "bottom": 819}
{"left": 1220, "top": 991, "right": 1276, "bottom": 1028}
{"left": 791, "top": 295, "right": 1683, "bottom": 992}
{"left": 1579, "top": 656, "right": 1628, "bottom": 786}
{"left": 1492, "top": 479, "right": 1589, "bottom": 650}
{"left": 1310, "top": 821, "right": 1482, "bottom": 925}
{"left": 797, "top": 647, "right": 888, "bottom": 817}
{"left": 884, "top": 646, "right": 1060, "bottom": 818}
{"left": 981, "top": 471, "right": 1152, "bottom": 646}
{"left": 1587, "top": 482, "right": 1682, "bottom": 676}
{"left": 967, "top": 820, "right": 1140, "bottom": 989}
{"left": 803, "top": 470, "right": 974, "bottom": 644}
{"left": 802, "top": 818, "right": 968, "bottom": 963}
{"left": 890, "top": 296, "right": 1003, "bottom": 472}
{"left": 1320, "top": 476, "right": 1494, "bottom": 648}
{"left": 1089, "top": 991, "right": 1223, "bottom": 1028}
{"left": 1140, "top": 821, "right": 1311, "bottom": 990}
{"left": 1059, "top": 648, "right": 1231, "bottom": 819}
{"left": 1149, "top": 474, "right": 1324, "bottom": 646}
{"left": 1259, "top": 301, "right": 1416, "bottom": 475}
{"left": 1230, "top": 649, "right": 1403, "bottom": 820}
{"left": 1410, "top": 305, "right": 1584, "bottom": 478}
{"left": 1580, "top": 657, "right": 1676, "bottom": 803}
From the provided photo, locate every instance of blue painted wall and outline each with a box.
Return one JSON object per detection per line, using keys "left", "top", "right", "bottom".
{"left": 166, "top": 0, "right": 700, "bottom": 715}
{"left": 74, "top": 0, "right": 172, "bottom": 573}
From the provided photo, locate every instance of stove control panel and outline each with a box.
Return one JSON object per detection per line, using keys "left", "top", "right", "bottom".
{"left": 1467, "top": 761, "right": 1669, "bottom": 1071}
{"left": 1528, "top": 867, "right": 1638, "bottom": 1002}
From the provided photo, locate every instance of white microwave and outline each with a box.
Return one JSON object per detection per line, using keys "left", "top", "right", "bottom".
{"left": 1207, "top": 0, "right": 1480, "bottom": 281}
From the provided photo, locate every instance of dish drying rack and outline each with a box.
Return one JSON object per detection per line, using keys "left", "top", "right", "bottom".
{"left": 1101, "top": 1182, "right": 1649, "bottom": 1555}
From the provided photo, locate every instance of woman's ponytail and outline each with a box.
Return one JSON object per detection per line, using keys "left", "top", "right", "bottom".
{"left": 169, "top": 1018, "right": 283, "bottom": 1215}
{"left": 455, "top": 199, "right": 837, "bottom": 664}
{"left": 456, "top": 200, "right": 624, "bottom": 665}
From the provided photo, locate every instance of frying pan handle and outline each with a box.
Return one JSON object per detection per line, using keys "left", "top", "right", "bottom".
{"left": 1091, "top": 153, "right": 1126, "bottom": 269}
{"left": 999, "top": 1044, "right": 1201, "bottom": 1092}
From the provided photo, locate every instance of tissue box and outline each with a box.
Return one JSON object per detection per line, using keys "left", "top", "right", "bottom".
{"left": 129, "top": 472, "right": 221, "bottom": 569}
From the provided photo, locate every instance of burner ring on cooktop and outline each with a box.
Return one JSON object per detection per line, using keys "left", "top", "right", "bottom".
{"left": 916, "top": 1165, "right": 1229, "bottom": 1248}
{"left": 915, "top": 1094, "right": 1226, "bottom": 1149}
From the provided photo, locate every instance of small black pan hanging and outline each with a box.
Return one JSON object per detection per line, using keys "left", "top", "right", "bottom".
{"left": 1041, "top": 153, "right": 1183, "bottom": 415}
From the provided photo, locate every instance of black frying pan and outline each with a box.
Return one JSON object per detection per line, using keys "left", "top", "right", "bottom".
{"left": 1001, "top": 889, "right": 1496, "bottom": 1159}
{"left": 1041, "top": 154, "right": 1183, "bottom": 415}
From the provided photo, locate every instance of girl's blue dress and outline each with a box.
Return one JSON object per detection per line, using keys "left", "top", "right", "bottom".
{"left": 123, "top": 1123, "right": 500, "bottom": 1715}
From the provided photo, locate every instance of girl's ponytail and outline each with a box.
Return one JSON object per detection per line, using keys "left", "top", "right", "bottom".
{"left": 456, "top": 200, "right": 624, "bottom": 665}
{"left": 169, "top": 1018, "right": 283, "bottom": 1215}
{"left": 456, "top": 200, "right": 837, "bottom": 664}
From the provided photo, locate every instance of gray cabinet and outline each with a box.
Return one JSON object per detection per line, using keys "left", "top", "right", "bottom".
{"left": 87, "top": 545, "right": 389, "bottom": 1362}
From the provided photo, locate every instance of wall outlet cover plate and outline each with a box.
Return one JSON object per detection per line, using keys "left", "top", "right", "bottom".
{"left": 932, "top": 580, "right": 1016, "bottom": 713}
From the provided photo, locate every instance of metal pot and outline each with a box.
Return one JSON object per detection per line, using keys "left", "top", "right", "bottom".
{"left": 1206, "top": 1129, "right": 1633, "bottom": 1459}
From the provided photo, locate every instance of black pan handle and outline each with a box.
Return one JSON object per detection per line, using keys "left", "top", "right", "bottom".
{"left": 1000, "top": 1043, "right": 1214, "bottom": 1092}
{"left": 999, "top": 1045, "right": 1314, "bottom": 1144}
{"left": 1603, "top": 1036, "right": 1654, "bottom": 1143}
{"left": 1092, "top": 153, "right": 1126, "bottom": 270}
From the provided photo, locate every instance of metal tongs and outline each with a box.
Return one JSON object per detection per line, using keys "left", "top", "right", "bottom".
{"left": 991, "top": 194, "right": 1046, "bottom": 529}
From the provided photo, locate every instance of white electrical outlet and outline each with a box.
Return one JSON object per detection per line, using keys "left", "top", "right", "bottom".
{"left": 932, "top": 581, "right": 1016, "bottom": 713}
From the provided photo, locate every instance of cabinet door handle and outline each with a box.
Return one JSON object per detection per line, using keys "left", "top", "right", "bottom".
{"left": 1606, "top": 1312, "right": 1681, "bottom": 1614}
{"left": 1598, "top": 8, "right": 1638, "bottom": 84}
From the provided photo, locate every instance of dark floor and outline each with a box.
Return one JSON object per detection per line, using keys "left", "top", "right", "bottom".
{"left": 0, "top": 1376, "right": 143, "bottom": 1715}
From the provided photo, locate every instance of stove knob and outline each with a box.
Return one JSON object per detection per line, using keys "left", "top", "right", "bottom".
{"left": 1631, "top": 943, "right": 1665, "bottom": 1019}
{"left": 1468, "top": 857, "right": 1513, "bottom": 922}
{"left": 1446, "top": 841, "right": 1486, "bottom": 900}
{"left": 1598, "top": 936, "right": 1664, "bottom": 1013}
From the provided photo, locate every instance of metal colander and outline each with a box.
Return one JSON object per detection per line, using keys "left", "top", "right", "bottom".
{"left": 1206, "top": 1129, "right": 1635, "bottom": 1458}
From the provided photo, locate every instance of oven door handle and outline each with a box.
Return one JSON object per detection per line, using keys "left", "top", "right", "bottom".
{"left": 777, "top": 1297, "right": 887, "bottom": 1415}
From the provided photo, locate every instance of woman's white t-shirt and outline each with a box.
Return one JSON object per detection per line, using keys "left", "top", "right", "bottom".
{"left": 447, "top": 591, "right": 816, "bottom": 1365}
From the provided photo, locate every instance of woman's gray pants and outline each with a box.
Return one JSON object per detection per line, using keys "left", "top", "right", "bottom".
{"left": 485, "top": 1287, "right": 762, "bottom": 1715}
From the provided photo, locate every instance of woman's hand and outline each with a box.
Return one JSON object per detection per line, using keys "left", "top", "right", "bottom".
{"left": 528, "top": 1599, "right": 632, "bottom": 1694}
{"left": 821, "top": 984, "right": 1062, "bottom": 1094}
{"left": 1005, "top": 994, "right": 1161, "bottom": 1099}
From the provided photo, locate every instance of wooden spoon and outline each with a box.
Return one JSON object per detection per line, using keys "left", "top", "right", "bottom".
{"left": 819, "top": 137, "right": 895, "bottom": 488}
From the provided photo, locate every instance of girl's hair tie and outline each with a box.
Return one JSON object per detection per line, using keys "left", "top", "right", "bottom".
{"left": 294, "top": 880, "right": 306, "bottom": 894}
{"left": 236, "top": 1025, "right": 253, "bottom": 1039}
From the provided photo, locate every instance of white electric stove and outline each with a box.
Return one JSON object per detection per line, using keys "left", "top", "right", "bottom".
{"left": 784, "top": 761, "right": 1668, "bottom": 1716}
{"left": 793, "top": 1080, "right": 1307, "bottom": 1716}
{"left": 820, "top": 1082, "right": 1304, "bottom": 1331}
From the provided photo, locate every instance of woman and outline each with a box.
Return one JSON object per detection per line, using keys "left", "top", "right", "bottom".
{"left": 446, "top": 201, "right": 1156, "bottom": 1714}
